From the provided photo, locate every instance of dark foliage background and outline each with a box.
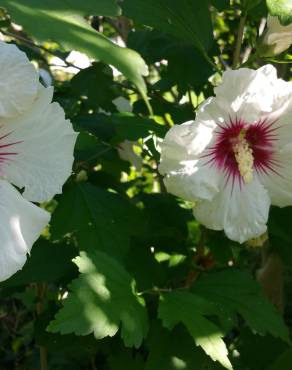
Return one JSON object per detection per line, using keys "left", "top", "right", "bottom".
{"left": 0, "top": 0, "right": 291, "bottom": 369}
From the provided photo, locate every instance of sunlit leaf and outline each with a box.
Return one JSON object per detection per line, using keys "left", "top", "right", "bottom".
{"left": 267, "top": 0, "right": 292, "bottom": 25}
{"left": 1, "top": 0, "right": 150, "bottom": 108}
{"left": 48, "top": 250, "right": 148, "bottom": 347}
{"left": 158, "top": 291, "right": 233, "bottom": 369}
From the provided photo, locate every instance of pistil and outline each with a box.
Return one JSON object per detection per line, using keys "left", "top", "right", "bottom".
{"left": 233, "top": 134, "right": 254, "bottom": 183}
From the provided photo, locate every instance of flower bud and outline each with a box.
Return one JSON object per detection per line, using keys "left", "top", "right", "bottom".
{"left": 259, "top": 15, "right": 292, "bottom": 56}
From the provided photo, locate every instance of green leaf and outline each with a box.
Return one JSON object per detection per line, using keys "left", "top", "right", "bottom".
{"left": 141, "top": 193, "right": 191, "bottom": 253}
{"left": 146, "top": 323, "right": 224, "bottom": 370}
{"left": 192, "top": 270, "right": 290, "bottom": 343}
{"left": 267, "top": 349, "right": 292, "bottom": 370}
{"left": 75, "top": 112, "right": 166, "bottom": 142}
{"left": 51, "top": 183, "right": 144, "bottom": 262}
{"left": 210, "top": 0, "right": 230, "bottom": 11}
{"left": 236, "top": 328, "right": 289, "bottom": 370}
{"left": 108, "top": 350, "right": 145, "bottom": 370}
{"left": 246, "top": 0, "right": 263, "bottom": 11}
{"left": 122, "top": 0, "right": 214, "bottom": 53}
{"left": 267, "top": 0, "right": 292, "bottom": 25}
{"left": 71, "top": 63, "right": 116, "bottom": 108}
{"left": 158, "top": 292, "right": 232, "bottom": 369}
{"left": 2, "top": 0, "right": 121, "bottom": 16}
{"left": 269, "top": 206, "right": 292, "bottom": 269}
{"left": 47, "top": 250, "right": 148, "bottom": 348}
{"left": 1, "top": 0, "right": 150, "bottom": 108}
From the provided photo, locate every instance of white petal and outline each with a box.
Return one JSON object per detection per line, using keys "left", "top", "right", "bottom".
{"left": 260, "top": 146, "right": 292, "bottom": 207}
{"left": 159, "top": 120, "right": 221, "bottom": 201}
{"left": 117, "top": 140, "right": 142, "bottom": 170}
{"left": 193, "top": 179, "right": 271, "bottom": 243}
{"left": 215, "top": 65, "right": 278, "bottom": 122}
{"left": 0, "top": 42, "right": 38, "bottom": 118}
{"left": 159, "top": 120, "right": 214, "bottom": 174}
{"left": 0, "top": 85, "right": 78, "bottom": 202}
{"left": 259, "top": 105, "right": 292, "bottom": 207}
{"left": 163, "top": 163, "right": 221, "bottom": 201}
{"left": 0, "top": 180, "right": 50, "bottom": 281}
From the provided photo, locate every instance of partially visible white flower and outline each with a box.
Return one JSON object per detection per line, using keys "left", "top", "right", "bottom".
{"left": 66, "top": 50, "right": 91, "bottom": 69}
{"left": 261, "top": 15, "right": 292, "bottom": 55}
{"left": 159, "top": 65, "right": 292, "bottom": 243}
{"left": 50, "top": 50, "right": 91, "bottom": 74}
{"left": 0, "top": 42, "right": 38, "bottom": 118}
{"left": 0, "top": 42, "right": 77, "bottom": 281}
{"left": 117, "top": 140, "right": 142, "bottom": 170}
{"left": 112, "top": 97, "right": 143, "bottom": 170}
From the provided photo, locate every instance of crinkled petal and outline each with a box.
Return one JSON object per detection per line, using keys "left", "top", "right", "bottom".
{"left": 193, "top": 178, "right": 271, "bottom": 243}
{"left": 0, "top": 180, "right": 50, "bottom": 281}
{"left": 1, "top": 85, "right": 78, "bottom": 202}
{"left": 159, "top": 119, "right": 221, "bottom": 201}
{"left": 0, "top": 42, "right": 38, "bottom": 118}
{"left": 159, "top": 120, "right": 214, "bottom": 174}
{"left": 215, "top": 65, "right": 279, "bottom": 122}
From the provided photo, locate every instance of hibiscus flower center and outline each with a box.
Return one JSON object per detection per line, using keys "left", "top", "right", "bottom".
{"left": 0, "top": 131, "right": 21, "bottom": 166}
{"left": 204, "top": 117, "right": 279, "bottom": 185}
{"left": 233, "top": 131, "right": 254, "bottom": 183}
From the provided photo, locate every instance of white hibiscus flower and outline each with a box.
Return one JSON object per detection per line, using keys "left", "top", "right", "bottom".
{"left": 159, "top": 65, "right": 292, "bottom": 243}
{"left": 0, "top": 42, "right": 77, "bottom": 281}
{"left": 261, "top": 15, "right": 292, "bottom": 55}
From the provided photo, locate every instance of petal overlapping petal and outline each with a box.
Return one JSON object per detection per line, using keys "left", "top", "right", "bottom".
{"left": 0, "top": 42, "right": 38, "bottom": 118}
{"left": 159, "top": 120, "right": 215, "bottom": 172}
{"left": 1, "top": 85, "right": 78, "bottom": 202}
{"left": 0, "top": 180, "right": 50, "bottom": 281}
{"left": 159, "top": 120, "right": 221, "bottom": 201}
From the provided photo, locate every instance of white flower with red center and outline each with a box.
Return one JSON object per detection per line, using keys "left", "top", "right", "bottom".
{"left": 0, "top": 42, "right": 77, "bottom": 281}
{"left": 159, "top": 65, "right": 292, "bottom": 243}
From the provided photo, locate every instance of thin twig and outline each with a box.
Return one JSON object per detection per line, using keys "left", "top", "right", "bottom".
{"left": 1, "top": 29, "right": 82, "bottom": 71}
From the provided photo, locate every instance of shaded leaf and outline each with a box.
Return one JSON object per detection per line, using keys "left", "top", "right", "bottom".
{"left": 192, "top": 270, "right": 290, "bottom": 343}
{"left": 122, "top": 0, "right": 214, "bottom": 53}
{"left": 267, "top": 349, "right": 292, "bottom": 370}
{"left": 74, "top": 112, "right": 166, "bottom": 142}
{"left": 51, "top": 183, "right": 144, "bottom": 262}
{"left": 268, "top": 206, "right": 292, "bottom": 269}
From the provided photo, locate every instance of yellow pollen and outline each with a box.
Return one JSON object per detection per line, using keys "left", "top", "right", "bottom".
{"left": 233, "top": 135, "right": 254, "bottom": 183}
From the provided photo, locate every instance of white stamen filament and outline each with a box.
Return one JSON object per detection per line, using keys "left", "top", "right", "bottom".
{"left": 233, "top": 136, "right": 254, "bottom": 183}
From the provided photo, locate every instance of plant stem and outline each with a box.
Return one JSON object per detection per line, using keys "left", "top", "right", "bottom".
{"left": 36, "top": 283, "right": 49, "bottom": 370}
{"left": 232, "top": 13, "right": 247, "bottom": 69}
{"left": 1, "top": 29, "right": 81, "bottom": 71}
